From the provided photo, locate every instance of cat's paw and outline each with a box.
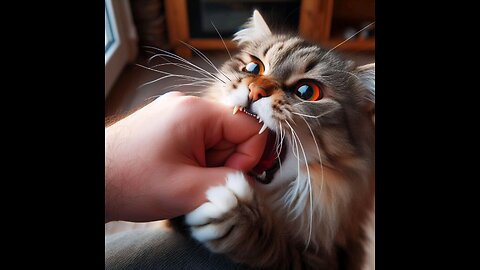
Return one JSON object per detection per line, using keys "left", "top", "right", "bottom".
{"left": 185, "top": 172, "right": 255, "bottom": 246}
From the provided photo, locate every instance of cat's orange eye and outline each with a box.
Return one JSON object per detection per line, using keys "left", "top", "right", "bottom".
{"left": 242, "top": 60, "right": 264, "bottom": 75}
{"left": 294, "top": 81, "right": 323, "bottom": 101}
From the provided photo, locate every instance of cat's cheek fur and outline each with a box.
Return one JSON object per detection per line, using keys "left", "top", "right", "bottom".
{"left": 221, "top": 84, "right": 250, "bottom": 107}
{"left": 250, "top": 97, "right": 275, "bottom": 128}
{"left": 185, "top": 172, "right": 254, "bottom": 243}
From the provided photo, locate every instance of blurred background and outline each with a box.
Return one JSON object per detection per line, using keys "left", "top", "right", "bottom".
{"left": 105, "top": 0, "right": 375, "bottom": 118}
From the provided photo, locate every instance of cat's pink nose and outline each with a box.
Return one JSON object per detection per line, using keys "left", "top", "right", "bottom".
{"left": 248, "top": 77, "right": 279, "bottom": 102}
{"left": 248, "top": 83, "right": 268, "bottom": 102}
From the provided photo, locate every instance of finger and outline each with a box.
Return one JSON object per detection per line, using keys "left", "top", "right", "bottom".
{"left": 219, "top": 112, "right": 268, "bottom": 171}
{"left": 205, "top": 143, "right": 236, "bottom": 167}
{"left": 224, "top": 132, "right": 267, "bottom": 171}
{"left": 180, "top": 97, "right": 268, "bottom": 171}
{"left": 180, "top": 166, "right": 239, "bottom": 212}
{"left": 220, "top": 110, "right": 268, "bottom": 144}
{"left": 203, "top": 103, "right": 268, "bottom": 169}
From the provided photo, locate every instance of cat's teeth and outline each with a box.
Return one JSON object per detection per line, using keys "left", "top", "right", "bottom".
{"left": 233, "top": 105, "right": 239, "bottom": 115}
{"left": 258, "top": 171, "right": 266, "bottom": 180}
{"left": 258, "top": 118, "right": 262, "bottom": 123}
{"left": 259, "top": 123, "right": 268, "bottom": 134}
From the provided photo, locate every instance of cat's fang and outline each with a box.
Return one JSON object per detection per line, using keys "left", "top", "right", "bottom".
{"left": 259, "top": 123, "right": 268, "bottom": 134}
{"left": 258, "top": 171, "right": 266, "bottom": 181}
{"left": 233, "top": 105, "right": 240, "bottom": 115}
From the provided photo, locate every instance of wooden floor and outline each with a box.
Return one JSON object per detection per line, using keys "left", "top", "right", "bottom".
{"left": 105, "top": 51, "right": 375, "bottom": 118}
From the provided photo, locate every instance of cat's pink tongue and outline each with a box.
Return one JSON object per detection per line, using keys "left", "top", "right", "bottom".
{"left": 252, "top": 131, "right": 278, "bottom": 174}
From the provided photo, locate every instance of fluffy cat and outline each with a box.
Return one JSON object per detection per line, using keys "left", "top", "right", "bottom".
{"left": 172, "top": 10, "right": 375, "bottom": 270}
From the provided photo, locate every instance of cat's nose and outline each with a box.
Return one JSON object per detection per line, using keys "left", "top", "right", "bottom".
{"left": 248, "top": 83, "right": 267, "bottom": 102}
{"left": 248, "top": 78, "right": 279, "bottom": 102}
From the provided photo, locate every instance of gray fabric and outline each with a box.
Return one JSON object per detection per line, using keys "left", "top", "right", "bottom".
{"left": 105, "top": 227, "right": 251, "bottom": 270}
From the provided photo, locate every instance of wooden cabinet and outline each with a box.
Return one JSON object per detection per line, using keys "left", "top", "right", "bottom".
{"left": 164, "top": 0, "right": 375, "bottom": 58}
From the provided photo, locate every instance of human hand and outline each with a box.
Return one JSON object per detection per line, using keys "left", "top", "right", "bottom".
{"left": 105, "top": 92, "right": 267, "bottom": 223}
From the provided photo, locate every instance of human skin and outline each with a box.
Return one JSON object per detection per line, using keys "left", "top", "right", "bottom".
{"left": 105, "top": 92, "right": 267, "bottom": 223}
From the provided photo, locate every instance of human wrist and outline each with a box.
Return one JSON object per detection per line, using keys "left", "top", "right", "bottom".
{"left": 105, "top": 126, "right": 123, "bottom": 223}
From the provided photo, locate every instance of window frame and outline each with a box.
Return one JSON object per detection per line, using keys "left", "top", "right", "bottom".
{"left": 105, "top": 0, "right": 138, "bottom": 98}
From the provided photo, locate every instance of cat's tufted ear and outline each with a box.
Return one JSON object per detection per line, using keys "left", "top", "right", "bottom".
{"left": 355, "top": 63, "right": 375, "bottom": 125}
{"left": 233, "top": 10, "right": 272, "bottom": 45}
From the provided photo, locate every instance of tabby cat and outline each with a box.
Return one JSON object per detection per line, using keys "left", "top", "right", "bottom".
{"left": 178, "top": 10, "right": 375, "bottom": 270}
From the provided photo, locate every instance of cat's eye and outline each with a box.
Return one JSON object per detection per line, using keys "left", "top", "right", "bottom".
{"left": 242, "top": 60, "right": 264, "bottom": 75}
{"left": 294, "top": 81, "right": 323, "bottom": 101}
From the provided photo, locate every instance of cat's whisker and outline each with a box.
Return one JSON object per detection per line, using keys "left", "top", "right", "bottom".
{"left": 285, "top": 120, "right": 314, "bottom": 249}
{"left": 286, "top": 125, "right": 301, "bottom": 203}
{"left": 282, "top": 125, "right": 308, "bottom": 234}
{"left": 274, "top": 126, "right": 281, "bottom": 165}
{"left": 275, "top": 123, "right": 286, "bottom": 173}
{"left": 287, "top": 126, "right": 301, "bottom": 162}
{"left": 274, "top": 124, "right": 286, "bottom": 173}
{"left": 179, "top": 41, "right": 233, "bottom": 83}
{"left": 211, "top": 21, "right": 234, "bottom": 62}
{"left": 146, "top": 51, "right": 198, "bottom": 74}
{"left": 177, "top": 90, "right": 210, "bottom": 96}
{"left": 143, "top": 83, "right": 212, "bottom": 102}
{"left": 297, "top": 115, "right": 325, "bottom": 247}
{"left": 147, "top": 53, "right": 225, "bottom": 84}
{"left": 149, "top": 62, "right": 220, "bottom": 82}
{"left": 136, "top": 74, "right": 184, "bottom": 90}
{"left": 210, "top": 21, "right": 240, "bottom": 81}
{"left": 135, "top": 63, "right": 218, "bottom": 93}
{"left": 143, "top": 46, "right": 227, "bottom": 84}
{"left": 291, "top": 110, "right": 336, "bottom": 119}
{"left": 331, "top": 69, "right": 360, "bottom": 80}
{"left": 292, "top": 100, "right": 319, "bottom": 105}
{"left": 136, "top": 74, "right": 209, "bottom": 91}
{"left": 144, "top": 94, "right": 163, "bottom": 102}
{"left": 321, "top": 22, "right": 375, "bottom": 61}
{"left": 284, "top": 127, "right": 301, "bottom": 211}
{"left": 298, "top": 115, "right": 323, "bottom": 173}
{"left": 159, "top": 81, "right": 213, "bottom": 93}
{"left": 136, "top": 64, "right": 216, "bottom": 84}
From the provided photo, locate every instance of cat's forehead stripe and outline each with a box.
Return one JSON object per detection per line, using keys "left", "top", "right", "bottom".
{"left": 262, "top": 42, "right": 274, "bottom": 58}
{"left": 305, "top": 59, "right": 320, "bottom": 73}
{"left": 262, "top": 41, "right": 323, "bottom": 82}
{"left": 270, "top": 40, "right": 316, "bottom": 69}
{"left": 263, "top": 41, "right": 284, "bottom": 59}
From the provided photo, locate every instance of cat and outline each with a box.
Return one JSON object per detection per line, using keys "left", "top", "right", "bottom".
{"left": 171, "top": 10, "right": 375, "bottom": 270}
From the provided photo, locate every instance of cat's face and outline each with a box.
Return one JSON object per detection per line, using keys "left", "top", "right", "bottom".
{"left": 206, "top": 11, "right": 375, "bottom": 190}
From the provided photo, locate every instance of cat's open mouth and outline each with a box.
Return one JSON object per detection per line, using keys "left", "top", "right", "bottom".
{"left": 249, "top": 130, "right": 286, "bottom": 184}
{"left": 235, "top": 106, "right": 268, "bottom": 134}
{"left": 237, "top": 107, "right": 286, "bottom": 184}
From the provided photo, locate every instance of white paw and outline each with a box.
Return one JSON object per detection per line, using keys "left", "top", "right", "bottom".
{"left": 185, "top": 172, "right": 253, "bottom": 242}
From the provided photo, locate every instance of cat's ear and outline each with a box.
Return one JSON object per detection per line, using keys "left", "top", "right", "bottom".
{"left": 233, "top": 10, "right": 272, "bottom": 45}
{"left": 355, "top": 63, "right": 375, "bottom": 125}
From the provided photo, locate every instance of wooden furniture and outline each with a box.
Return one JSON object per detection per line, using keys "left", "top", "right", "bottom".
{"left": 164, "top": 0, "right": 375, "bottom": 58}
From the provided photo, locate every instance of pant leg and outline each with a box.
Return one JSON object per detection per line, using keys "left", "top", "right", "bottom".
{"left": 105, "top": 227, "right": 251, "bottom": 270}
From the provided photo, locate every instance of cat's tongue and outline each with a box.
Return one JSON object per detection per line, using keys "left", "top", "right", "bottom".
{"left": 250, "top": 131, "right": 284, "bottom": 184}
{"left": 252, "top": 131, "right": 277, "bottom": 173}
